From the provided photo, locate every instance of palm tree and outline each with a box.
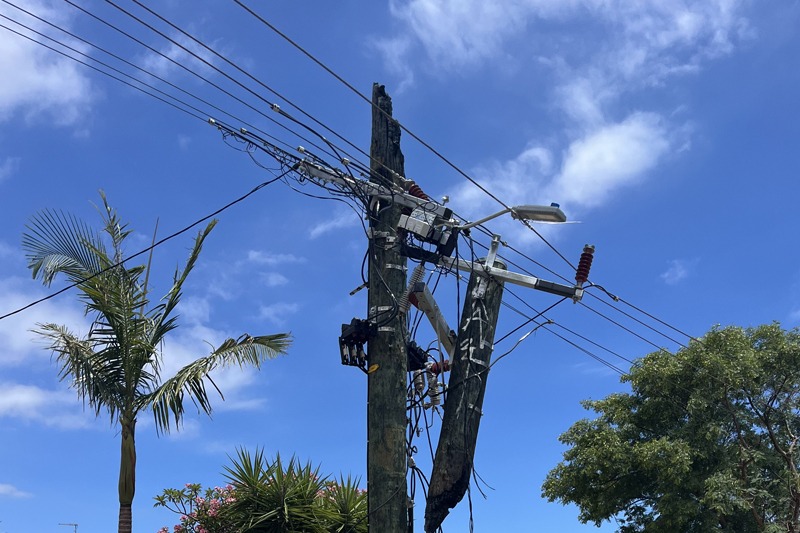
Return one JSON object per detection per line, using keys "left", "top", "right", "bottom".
{"left": 22, "top": 194, "right": 291, "bottom": 533}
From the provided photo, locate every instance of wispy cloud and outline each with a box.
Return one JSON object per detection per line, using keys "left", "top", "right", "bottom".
{"left": 247, "top": 250, "right": 306, "bottom": 266}
{"left": 0, "top": 276, "right": 88, "bottom": 367}
{"left": 379, "top": 0, "right": 749, "bottom": 229}
{"left": 380, "top": 1, "right": 748, "bottom": 79}
{"left": 0, "top": 382, "right": 91, "bottom": 429}
{"left": 0, "top": 0, "right": 95, "bottom": 125}
{"left": 0, "top": 157, "right": 20, "bottom": 183}
{"left": 258, "top": 302, "right": 299, "bottom": 326}
{"left": 261, "top": 272, "right": 289, "bottom": 287}
{"left": 661, "top": 258, "right": 695, "bottom": 285}
{"left": 0, "top": 483, "right": 32, "bottom": 499}
{"left": 138, "top": 30, "right": 222, "bottom": 80}
{"left": 309, "top": 211, "right": 360, "bottom": 239}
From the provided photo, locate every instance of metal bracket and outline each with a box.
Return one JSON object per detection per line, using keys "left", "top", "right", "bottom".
{"left": 438, "top": 256, "right": 582, "bottom": 301}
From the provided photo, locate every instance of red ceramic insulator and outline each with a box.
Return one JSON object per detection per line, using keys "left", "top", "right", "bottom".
{"left": 407, "top": 182, "right": 430, "bottom": 200}
{"left": 575, "top": 244, "right": 595, "bottom": 284}
{"left": 429, "top": 360, "right": 450, "bottom": 375}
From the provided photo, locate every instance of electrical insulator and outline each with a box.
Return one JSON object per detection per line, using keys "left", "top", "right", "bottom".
{"left": 575, "top": 244, "right": 595, "bottom": 287}
{"left": 398, "top": 263, "right": 426, "bottom": 314}
{"left": 429, "top": 359, "right": 450, "bottom": 375}
{"left": 413, "top": 370, "right": 426, "bottom": 396}
{"left": 407, "top": 182, "right": 430, "bottom": 200}
{"left": 426, "top": 364, "right": 441, "bottom": 408}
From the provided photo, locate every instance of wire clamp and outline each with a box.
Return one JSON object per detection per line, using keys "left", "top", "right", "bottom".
{"left": 468, "top": 403, "right": 484, "bottom": 416}
{"left": 386, "top": 263, "right": 406, "bottom": 272}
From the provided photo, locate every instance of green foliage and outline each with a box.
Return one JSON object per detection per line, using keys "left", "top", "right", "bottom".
{"left": 542, "top": 323, "right": 800, "bottom": 532}
{"left": 155, "top": 449, "right": 367, "bottom": 533}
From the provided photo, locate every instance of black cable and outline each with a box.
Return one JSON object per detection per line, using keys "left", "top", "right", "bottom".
{"left": 232, "top": 0, "right": 702, "bottom": 352}
{"left": 615, "top": 294, "right": 697, "bottom": 342}
{"left": 0, "top": 169, "right": 290, "bottom": 321}
{"left": 541, "top": 325, "right": 627, "bottom": 375}
{"left": 585, "top": 289, "right": 687, "bottom": 348}
{"left": 1, "top": 0, "right": 265, "bottom": 138}
{"left": 494, "top": 297, "right": 566, "bottom": 345}
{"left": 234, "top": 0, "right": 513, "bottom": 212}
{"left": 129, "top": 0, "right": 392, "bottom": 185}
{"left": 0, "top": 21, "right": 205, "bottom": 122}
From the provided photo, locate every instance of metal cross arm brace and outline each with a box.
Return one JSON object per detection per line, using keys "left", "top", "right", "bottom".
{"left": 438, "top": 256, "right": 585, "bottom": 301}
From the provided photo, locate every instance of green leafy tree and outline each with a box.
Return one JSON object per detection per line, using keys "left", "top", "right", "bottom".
{"left": 155, "top": 448, "right": 368, "bottom": 533}
{"left": 23, "top": 194, "right": 291, "bottom": 533}
{"left": 542, "top": 323, "right": 800, "bottom": 533}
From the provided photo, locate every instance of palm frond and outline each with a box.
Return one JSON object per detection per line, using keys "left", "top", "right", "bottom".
{"left": 152, "top": 221, "right": 217, "bottom": 343}
{"left": 143, "top": 333, "right": 291, "bottom": 434}
{"left": 23, "top": 208, "right": 106, "bottom": 286}
{"left": 34, "top": 323, "right": 125, "bottom": 419}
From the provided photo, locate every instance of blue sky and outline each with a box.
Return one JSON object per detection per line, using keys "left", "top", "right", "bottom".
{"left": 1, "top": 1, "right": 798, "bottom": 532}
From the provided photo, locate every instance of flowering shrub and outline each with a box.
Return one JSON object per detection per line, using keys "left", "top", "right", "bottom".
{"left": 154, "top": 483, "right": 238, "bottom": 533}
{"left": 155, "top": 449, "right": 367, "bottom": 533}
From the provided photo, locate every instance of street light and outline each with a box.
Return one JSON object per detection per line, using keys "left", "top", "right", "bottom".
{"left": 457, "top": 203, "right": 566, "bottom": 230}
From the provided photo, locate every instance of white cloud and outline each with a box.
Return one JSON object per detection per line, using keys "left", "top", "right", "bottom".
{"left": 381, "top": 0, "right": 749, "bottom": 78}
{"left": 661, "top": 258, "right": 695, "bottom": 285}
{"left": 546, "top": 112, "right": 671, "bottom": 209}
{"left": 0, "top": 276, "right": 88, "bottom": 366}
{"left": 0, "top": 483, "right": 32, "bottom": 498}
{"left": 261, "top": 272, "right": 289, "bottom": 287}
{"left": 177, "top": 134, "right": 192, "bottom": 150}
{"left": 370, "top": 35, "right": 416, "bottom": 92}
{"left": 385, "top": 0, "right": 533, "bottom": 70}
{"left": 0, "top": 382, "right": 91, "bottom": 429}
{"left": 380, "top": 2, "right": 748, "bottom": 222}
{"left": 258, "top": 302, "right": 299, "bottom": 326}
{"left": 179, "top": 296, "right": 211, "bottom": 325}
{"left": 0, "top": 0, "right": 95, "bottom": 125}
{"left": 450, "top": 113, "right": 670, "bottom": 233}
{"left": 0, "top": 157, "right": 20, "bottom": 183}
{"left": 309, "top": 211, "right": 360, "bottom": 239}
{"left": 247, "top": 250, "right": 306, "bottom": 266}
{"left": 139, "top": 30, "right": 222, "bottom": 80}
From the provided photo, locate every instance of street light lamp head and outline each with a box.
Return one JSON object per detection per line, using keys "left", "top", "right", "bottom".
{"left": 509, "top": 203, "right": 567, "bottom": 223}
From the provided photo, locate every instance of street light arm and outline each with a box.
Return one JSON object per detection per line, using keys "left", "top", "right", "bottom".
{"left": 457, "top": 204, "right": 567, "bottom": 230}
{"left": 458, "top": 207, "right": 513, "bottom": 230}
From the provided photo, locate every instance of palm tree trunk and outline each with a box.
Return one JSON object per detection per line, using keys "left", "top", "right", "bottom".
{"left": 118, "top": 417, "right": 136, "bottom": 533}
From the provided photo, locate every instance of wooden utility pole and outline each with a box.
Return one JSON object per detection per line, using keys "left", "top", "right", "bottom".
{"left": 367, "top": 83, "right": 408, "bottom": 533}
{"left": 425, "top": 254, "right": 506, "bottom": 532}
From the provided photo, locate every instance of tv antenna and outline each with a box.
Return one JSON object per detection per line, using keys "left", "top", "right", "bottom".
{"left": 58, "top": 523, "right": 78, "bottom": 533}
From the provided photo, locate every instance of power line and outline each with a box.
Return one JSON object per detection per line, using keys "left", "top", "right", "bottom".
{"left": 232, "top": 0, "right": 700, "bottom": 351}
{"left": 6, "top": 0, "right": 697, "bottom": 383}
{"left": 0, "top": 170, "right": 290, "bottom": 322}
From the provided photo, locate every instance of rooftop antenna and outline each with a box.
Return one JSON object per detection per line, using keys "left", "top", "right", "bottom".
{"left": 58, "top": 523, "right": 78, "bottom": 533}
